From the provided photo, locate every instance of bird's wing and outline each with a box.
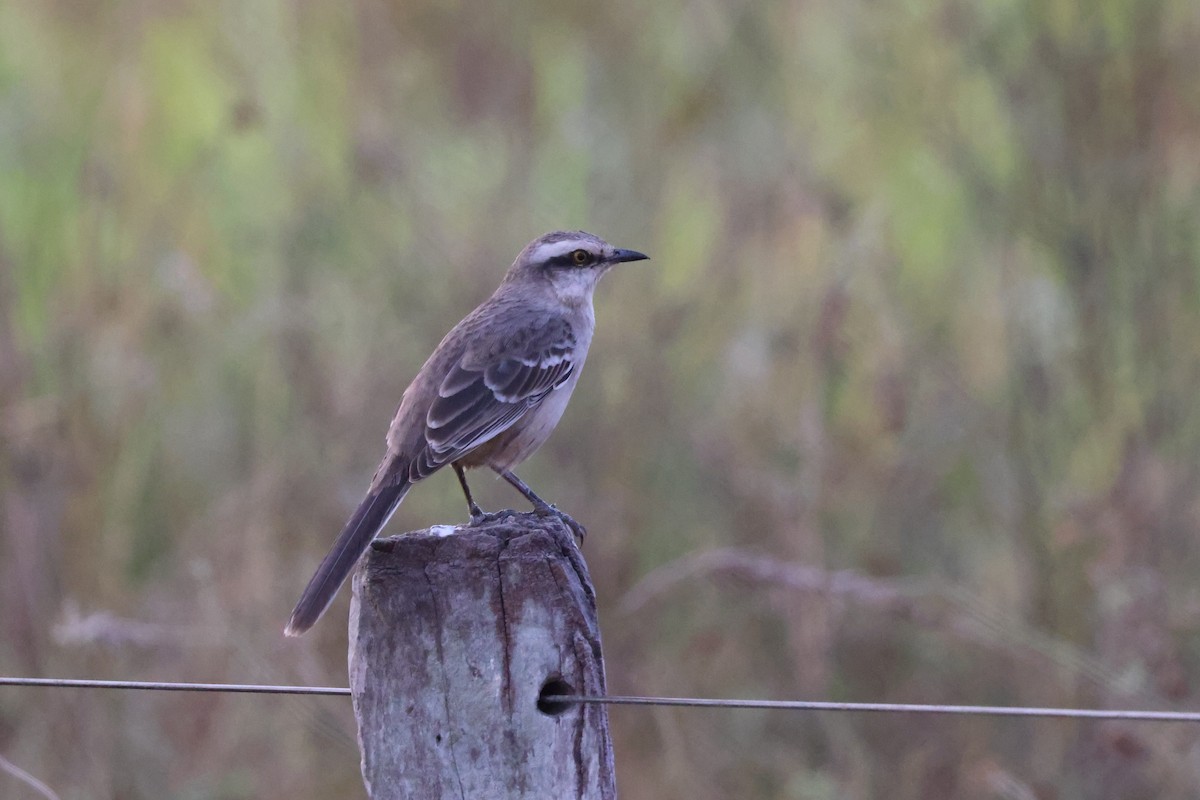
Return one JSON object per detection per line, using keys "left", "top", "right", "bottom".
{"left": 410, "top": 318, "right": 577, "bottom": 479}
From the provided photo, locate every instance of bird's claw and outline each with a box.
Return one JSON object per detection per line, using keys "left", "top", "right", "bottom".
{"left": 467, "top": 508, "right": 507, "bottom": 527}
{"left": 534, "top": 502, "right": 587, "bottom": 544}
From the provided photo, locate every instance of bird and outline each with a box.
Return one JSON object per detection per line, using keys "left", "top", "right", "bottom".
{"left": 284, "top": 230, "right": 649, "bottom": 636}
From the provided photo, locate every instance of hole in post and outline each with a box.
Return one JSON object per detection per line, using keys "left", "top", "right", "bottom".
{"left": 537, "top": 676, "right": 574, "bottom": 716}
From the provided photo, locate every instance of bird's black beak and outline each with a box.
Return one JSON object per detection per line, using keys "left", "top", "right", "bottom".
{"left": 612, "top": 248, "right": 650, "bottom": 263}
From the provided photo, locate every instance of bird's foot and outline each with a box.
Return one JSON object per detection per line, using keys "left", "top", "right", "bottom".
{"left": 533, "top": 502, "right": 587, "bottom": 544}
{"left": 467, "top": 508, "right": 508, "bottom": 527}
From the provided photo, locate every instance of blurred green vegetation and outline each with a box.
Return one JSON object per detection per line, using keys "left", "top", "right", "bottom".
{"left": 2, "top": 0, "right": 1200, "bottom": 797}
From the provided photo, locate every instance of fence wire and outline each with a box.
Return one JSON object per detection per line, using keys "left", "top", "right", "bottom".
{"left": 4, "top": 677, "right": 1200, "bottom": 723}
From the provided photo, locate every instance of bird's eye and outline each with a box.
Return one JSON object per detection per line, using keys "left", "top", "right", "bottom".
{"left": 570, "top": 249, "right": 591, "bottom": 265}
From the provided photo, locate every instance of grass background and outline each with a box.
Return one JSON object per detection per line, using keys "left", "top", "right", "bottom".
{"left": 2, "top": 0, "right": 1200, "bottom": 797}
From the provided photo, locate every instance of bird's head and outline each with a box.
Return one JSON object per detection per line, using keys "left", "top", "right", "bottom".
{"left": 505, "top": 230, "right": 649, "bottom": 306}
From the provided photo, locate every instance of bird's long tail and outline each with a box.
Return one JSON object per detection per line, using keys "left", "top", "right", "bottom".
{"left": 284, "top": 480, "right": 411, "bottom": 636}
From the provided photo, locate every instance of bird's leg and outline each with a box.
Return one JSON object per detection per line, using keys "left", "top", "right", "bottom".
{"left": 453, "top": 463, "right": 488, "bottom": 525}
{"left": 496, "top": 469, "right": 587, "bottom": 542}
{"left": 495, "top": 468, "right": 553, "bottom": 512}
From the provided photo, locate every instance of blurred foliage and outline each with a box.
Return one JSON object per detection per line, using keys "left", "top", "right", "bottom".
{"left": 2, "top": 0, "right": 1200, "bottom": 797}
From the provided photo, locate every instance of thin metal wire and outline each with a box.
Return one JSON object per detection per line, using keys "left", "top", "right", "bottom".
{"left": 4, "top": 676, "right": 1200, "bottom": 723}
{"left": 551, "top": 695, "right": 1200, "bottom": 723}
{"left": 0, "top": 677, "right": 349, "bottom": 696}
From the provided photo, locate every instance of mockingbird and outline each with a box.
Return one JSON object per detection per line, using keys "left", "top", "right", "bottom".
{"left": 285, "top": 230, "right": 648, "bottom": 636}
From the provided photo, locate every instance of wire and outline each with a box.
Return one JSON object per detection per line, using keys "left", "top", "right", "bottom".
{"left": 0, "top": 677, "right": 349, "bottom": 696}
{"left": 4, "top": 677, "right": 1199, "bottom": 723}
{"left": 551, "top": 695, "right": 1200, "bottom": 723}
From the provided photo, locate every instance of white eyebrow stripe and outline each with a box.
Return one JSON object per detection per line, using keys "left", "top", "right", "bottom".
{"left": 529, "top": 238, "right": 594, "bottom": 263}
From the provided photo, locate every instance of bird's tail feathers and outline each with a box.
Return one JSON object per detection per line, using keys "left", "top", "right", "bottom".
{"left": 284, "top": 481, "right": 410, "bottom": 636}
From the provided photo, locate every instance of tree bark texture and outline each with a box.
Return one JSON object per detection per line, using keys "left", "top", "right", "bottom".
{"left": 348, "top": 512, "right": 615, "bottom": 799}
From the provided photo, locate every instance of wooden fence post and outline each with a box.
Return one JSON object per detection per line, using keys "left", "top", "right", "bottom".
{"left": 347, "top": 512, "right": 616, "bottom": 799}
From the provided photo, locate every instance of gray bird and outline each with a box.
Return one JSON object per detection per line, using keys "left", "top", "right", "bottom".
{"left": 285, "top": 231, "right": 648, "bottom": 636}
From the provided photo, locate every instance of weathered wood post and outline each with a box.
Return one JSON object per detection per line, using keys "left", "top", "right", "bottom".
{"left": 348, "top": 512, "right": 615, "bottom": 799}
